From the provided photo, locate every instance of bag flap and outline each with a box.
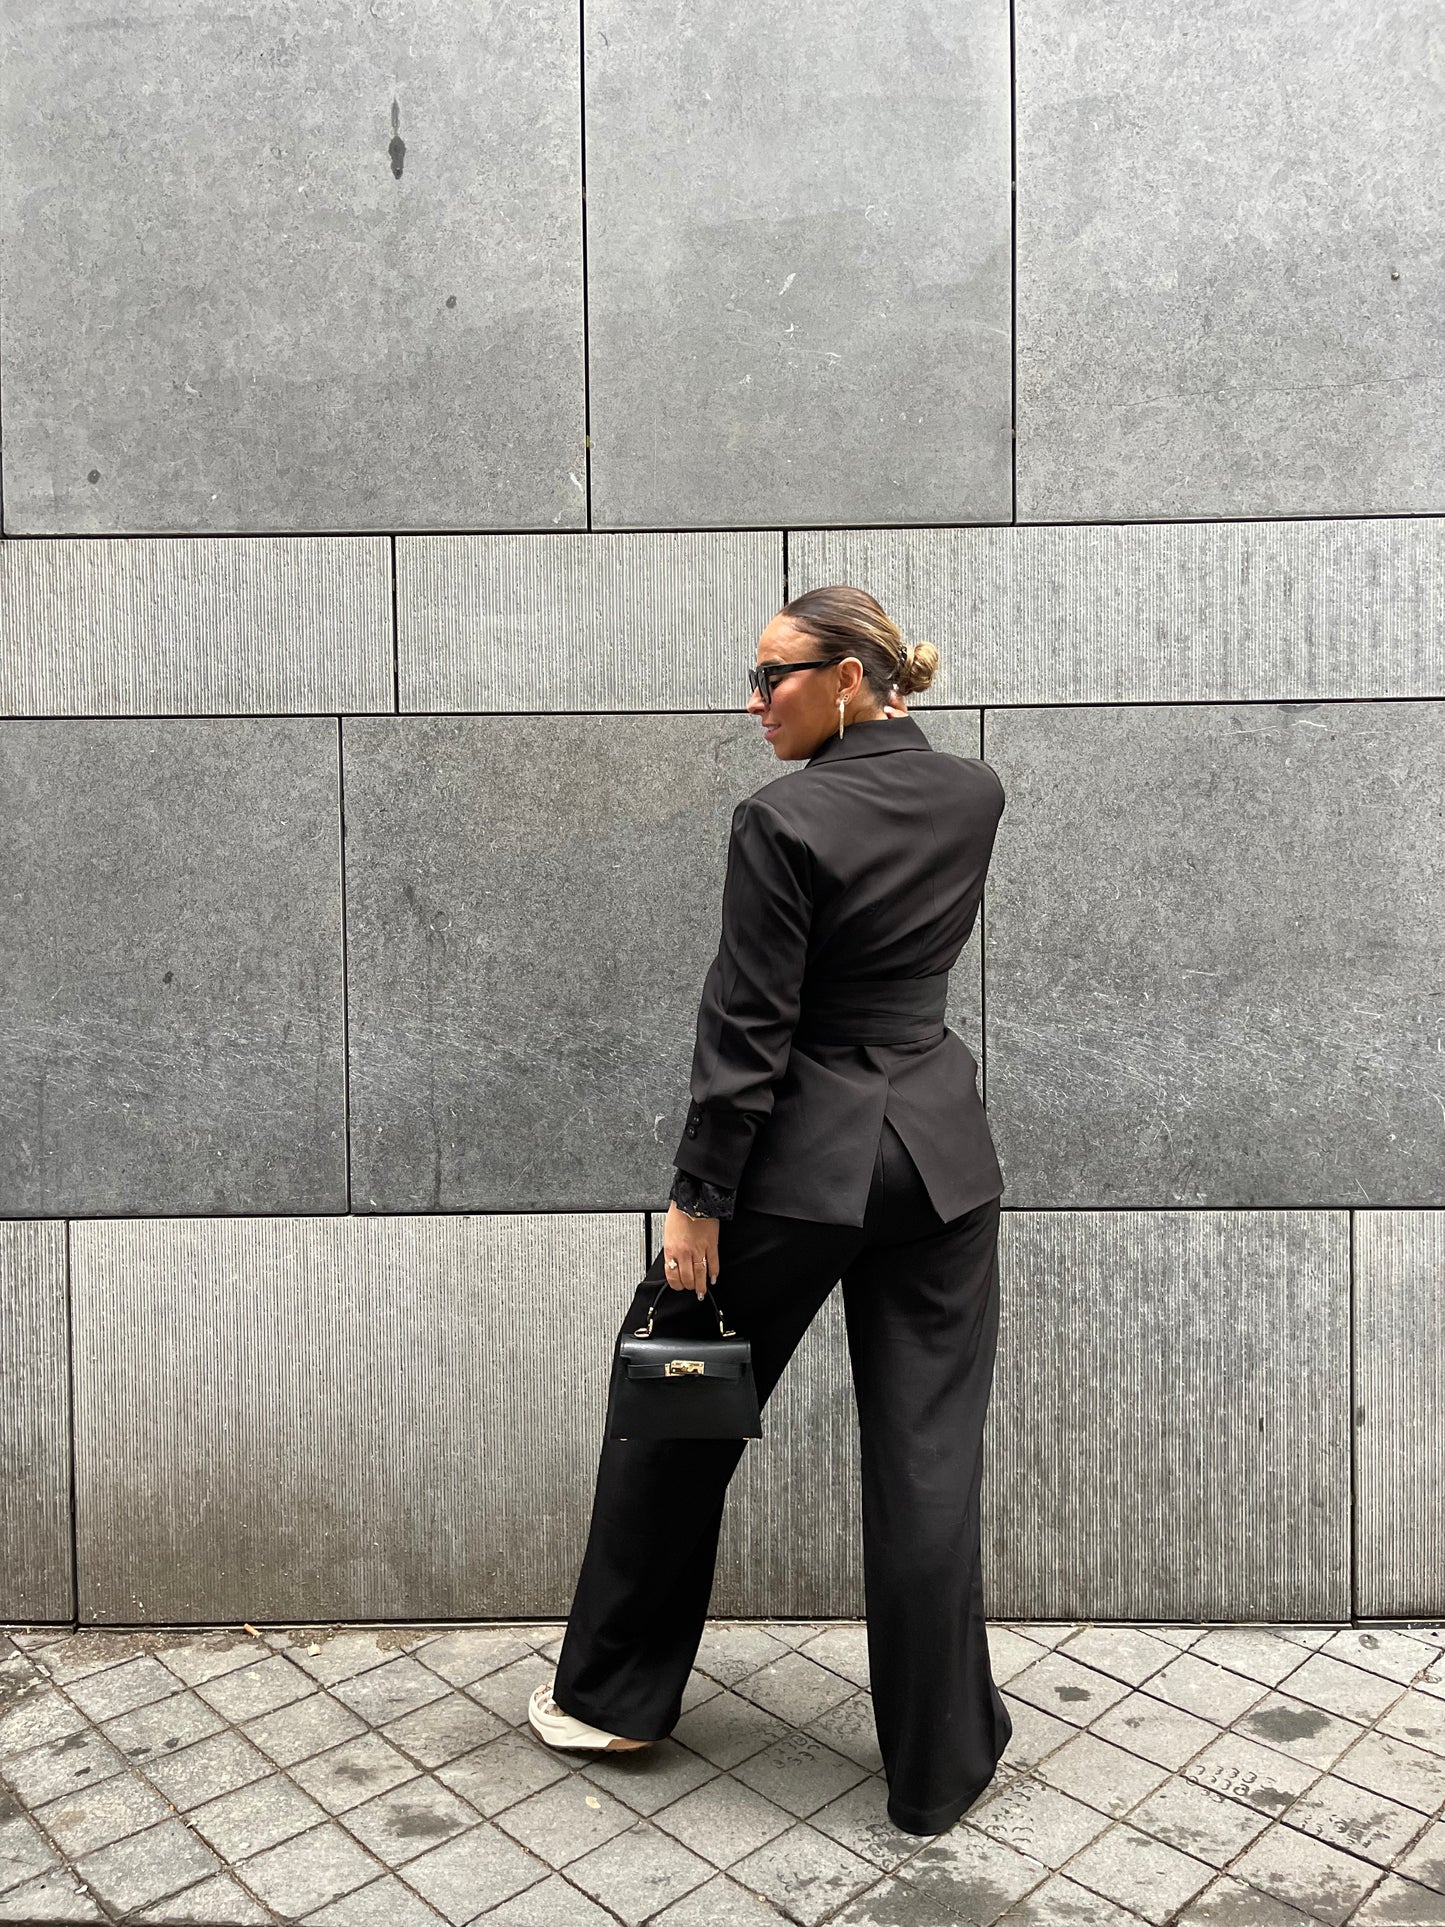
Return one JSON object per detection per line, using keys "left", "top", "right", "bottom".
{"left": 618, "top": 1335, "right": 751, "bottom": 1380}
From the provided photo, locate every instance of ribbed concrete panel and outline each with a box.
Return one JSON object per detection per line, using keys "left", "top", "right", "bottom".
{"left": 791, "top": 520, "right": 1445, "bottom": 705}
{"left": 398, "top": 533, "right": 783, "bottom": 712}
{"left": 985, "top": 1211, "right": 1350, "bottom": 1620}
{"left": 0, "top": 538, "right": 391, "bottom": 716}
{"left": 71, "top": 1213, "right": 643, "bottom": 1622}
{"left": 0, "top": 720, "right": 346, "bottom": 1215}
{"left": 0, "top": 1222, "right": 71, "bottom": 1623}
{"left": 585, "top": 0, "right": 1012, "bottom": 528}
{"left": 985, "top": 702, "right": 1445, "bottom": 1207}
{"left": 1356, "top": 1212, "right": 1445, "bottom": 1618}
{"left": 344, "top": 711, "right": 985, "bottom": 1212}
{"left": 0, "top": 0, "right": 583, "bottom": 533}
{"left": 1015, "top": 0, "right": 1445, "bottom": 520}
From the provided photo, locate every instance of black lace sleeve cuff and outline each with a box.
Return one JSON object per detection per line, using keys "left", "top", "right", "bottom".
{"left": 669, "top": 1167, "right": 737, "bottom": 1221}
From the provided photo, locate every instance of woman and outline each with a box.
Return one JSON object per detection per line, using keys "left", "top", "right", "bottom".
{"left": 528, "top": 585, "right": 1012, "bottom": 1837}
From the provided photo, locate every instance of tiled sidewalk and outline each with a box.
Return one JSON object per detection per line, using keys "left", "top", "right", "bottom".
{"left": 3, "top": 1621, "right": 1445, "bottom": 1927}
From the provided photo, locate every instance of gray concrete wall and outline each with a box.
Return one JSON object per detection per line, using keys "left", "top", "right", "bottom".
{"left": 1, "top": 0, "right": 1441, "bottom": 1624}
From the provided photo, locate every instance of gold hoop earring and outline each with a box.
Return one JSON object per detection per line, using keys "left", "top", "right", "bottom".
{"left": 837, "top": 697, "right": 846, "bottom": 739}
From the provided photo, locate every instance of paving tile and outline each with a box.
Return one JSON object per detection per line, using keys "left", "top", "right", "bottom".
{"left": 1320, "top": 1631, "right": 1436, "bottom": 1688}
{"left": 75, "top": 1817, "right": 223, "bottom": 1912}
{"left": 1279, "top": 1655, "right": 1403, "bottom": 1727}
{"left": 188, "top": 1771, "right": 331, "bottom": 1860}
{"left": 995, "top": 1872, "right": 1148, "bottom": 1923}
{"left": 1010, "top": 1627, "right": 1083, "bottom": 1651}
{"left": 1182, "top": 1730, "right": 1322, "bottom": 1816}
{"left": 735, "top": 1653, "right": 857, "bottom": 1728}
{"left": 1381, "top": 1694, "right": 1445, "bottom": 1760}
{"left": 0, "top": 1806, "right": 59, "bottom": 1891}
{"left": 32, "top": 1766, "right": 173, "bottom": 1856}
{"left": 566, "top": 1818, "right": 714, "bottom": 1924}
{"left": 1135, "top": 1626, "right": 1210, "bottom": 1651}
{"left": 1396, "top": 1822, "right": 1445, "bottom": 1894}
{"left": 0, "top": 1688, "right": 87, "bottom": 1759}
{"left": 581, "top": 1737, "right": 718, "bottom": 1817}
{"left": 103, "top": 1688, "right": 226, "bottom": 1764}
{"left": 417, "top": 1629, "right": 536, "bottom": 1690}
{"left": 905, "top": 1822, "right": 1049, "bottom": 1920}
{"left": 731, "top": 1820, "right": 880, "bottom": 1927}
{"left": 1065, "top": 1821, "right": 1214, "bottom": 1925}
{"left": 653, "top": 1870, "right": 791, "bottom": 1924}
{"left": 796, "top": 1628, "right": 871, "bottom": 1691}
{"left": 142, "top": 1730, "right": 275, "bottom": 1810}
{"left": 1334, "top": 1731, "right": 1445, "bottom": 1816}
{"left": 134, "top": 1871, "right": 273, "bottom": 1922}
{"left": 804, "top": 1693, "right": 883, "bottom": 1774}
{"left": 1187, "top": 1630, "right": 1314, "bottom": 1691}
{"left": 342, "top": 1779, "right": 478, "bottom": 1867}
{"left": 830, "top": 1872, "right": 984, "bottom": 1925}
{"left": 1006, "top": 1653, "right": 1134, "bottom": 1728}
{"left": 269, "top": 1630, "right": 425, "bottom": 1688}
{"left": 438, "top": 1731, "right": 571, "bottom": 1818}
{"left": 0, "top": 1867, "right": 104, "bottom": 1921}
{"left": 1349, "top": 1872, "right": 1445, "bottom": 1923}
{"left": 493, "top": 1774, "right": 635, "bottom": 1867}
{"left": 680, "top": 1672, "right": 725, "bottom": 1715}
{"left": 156, "top": 1631, "right": 272, "bottom": 1688}
{"left": 1128, "top": 1774, "right": 1272, "bottom": 1866}
{"left": 807, "top": 1779, "right": 917, "bottom": 1875}
{"left": 696, "top": 1628, "right": 793, "bottom": 1689}
{"left": 474, "top": 1871, "right": 616, "bottom": 1926}
{"left": 29, "top": 1632, "right": 167, "bottom": 1686}
{"left": 331, "top": 1659, "right": 450, "bottom": 1728}
{"left": 1277, "top": 1630, "right": 1345, "bottom": 1653}
{"left": 1284, "top": 1774, "right": 1430, "bottom": 1868}
{"left": 1056, "top": 1628, "right": 1179, "bottom": 1689}
{"left": 290, "top": 1734, "right": 421, "bottom": 1816}
{"left": 465, "top": 1654, "right": 556, "bottom": 1729}
{"left": 732, "top": 1732, "right": 870, "bottom": 1819}
{"left": 1173, "top": 1871, "right": 1323, "bottom": 1925}
{"left": 1229, "top": 1694, "right": 1367, "bottom": 1771}
{"left": 301, "top": 1871, "right": 449, "bottom": 1925}
{"left": 1230, "top": 1823, "right": 1381, "bottom": 1922}
{"left": 194, "top": 1656, "right": 315, "bottom": 1724}
{"left": 673, "top": 1692, "right": 791, "bottom": 1771}
{"left": 1143, "top": 1655, "right": 1270, "bottom": 1726}
{"left": 1088, "top": 1691, "right": 1217, "bottom": 1771}
{"left": 988, "top": 1630, "right": 1052, "bottom": 1687}
{"left": 999, "top": 1697, "right": 1078, "bottom": 1772}
{"left": 380, "top": 1692, "right": 506, "bottom": 1769}
{"left": 400, "top": 1823, "right": 545, "bottom": 1923}
{"left": 237, "top": 1820, "right": 380, "bottom": 1916}
{"left": 652, "top": 1771, "right": 794, "bottom": 1867}
{"left": 1034, "top": 1732, "right": 1172, "bottom": 1817}
{"left": 244, "top": 1692, "right": 367, "bottom": 1769}
{"left": 1, "top": 1728, "right": 129, "bottom": 1807}
{"left": 966, "top": 1775, "right": 1113, "bottom": 1867}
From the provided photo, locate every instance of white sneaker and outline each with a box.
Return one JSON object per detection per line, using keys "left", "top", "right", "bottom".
{"left": 527, "top": 1679, "right": 652, "bottom": 1753}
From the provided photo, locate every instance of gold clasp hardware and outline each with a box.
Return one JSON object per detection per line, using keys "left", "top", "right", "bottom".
{"left": 665, "top": 1359, "right": 705, "bottom": 1377}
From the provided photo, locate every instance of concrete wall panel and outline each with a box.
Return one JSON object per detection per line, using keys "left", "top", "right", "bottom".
{"left": 344, "top": 711, "right": 983, "bottom": 1213}
{"left": 986, "top": 1210, "right": 1351, "bottom": 1621}
{"left": 1, "top": 538, "right": 391, "bottom": 716}
{"left": 0, "top": 0, "right": 584, "bottom": 534}
{"left": 585, "top": 0, "right": 1012, "bottom": 529}
{"left": 984, "top": 702, "right": 1445, "bottom": 1207}
{"left": 1356, "top": 1211, "right": 1445, "bottom": 1619}
{"left": 0, "top": 720, "right": 346, "bottom": 1215}
{"left": 792, "top": 520, "right": 1445, "bottom": 705}
{"left": 1015, "top": 0, "right": 1445, "bottom": 521}
{"left": 0, "top": 1222, "right": 71, "bottom": 1623}
{"left": 398, "top": 533, "right": 782, "bottom": 712}
{"left": 70, "top": 1214, "right": 642, "bottom": 1622}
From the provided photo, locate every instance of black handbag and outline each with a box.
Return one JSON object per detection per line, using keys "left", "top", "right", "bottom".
{"left": 605, "top": 1279, "right": 762, "bottom": 1441}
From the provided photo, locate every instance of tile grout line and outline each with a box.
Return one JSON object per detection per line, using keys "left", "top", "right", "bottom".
{"left": 336, "top": 718, "right": 354, "bottom": 1216}
{"left": 578, "top": 0, "right": 593, "bottom": 531}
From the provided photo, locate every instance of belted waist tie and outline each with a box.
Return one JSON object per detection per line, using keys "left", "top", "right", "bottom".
{"left": 792, "top": 971, "right": 950, "bottom": 1047}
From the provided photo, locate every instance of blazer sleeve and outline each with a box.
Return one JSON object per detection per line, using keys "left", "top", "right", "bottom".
{"left": 672, "top": 795, "right": 814, "bottom": 1191}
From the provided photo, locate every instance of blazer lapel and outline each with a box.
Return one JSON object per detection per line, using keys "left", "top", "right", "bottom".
{"left": 804, "top": 713, "right": 934, "bottom": 768}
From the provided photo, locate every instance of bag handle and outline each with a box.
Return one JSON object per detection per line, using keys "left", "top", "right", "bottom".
{"left": 634, "top": 1280, "right": 736, "bottom": 1339}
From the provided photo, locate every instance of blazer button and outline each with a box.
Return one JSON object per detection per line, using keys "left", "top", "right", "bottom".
{"left": 686, "top": 1121, "right": 699, "bottom": 1136}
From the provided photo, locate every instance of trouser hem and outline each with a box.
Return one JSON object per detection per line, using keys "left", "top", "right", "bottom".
{"left": 550, "top": 1685, "right": 675, "bottom": 1746}
{"left": 886, "top": 1776, "right": 996, "bottom": 1836}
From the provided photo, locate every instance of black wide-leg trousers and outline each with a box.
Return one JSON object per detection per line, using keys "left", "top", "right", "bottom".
{"left": 553, "top": 1117, "right": 1012, "bottom": 1835}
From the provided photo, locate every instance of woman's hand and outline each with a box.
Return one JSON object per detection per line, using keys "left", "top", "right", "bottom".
{"left": 663, "top": 1202, "right": 719, "bottom": 1298}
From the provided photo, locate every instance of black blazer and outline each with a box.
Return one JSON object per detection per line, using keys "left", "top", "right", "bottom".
{"left": 672, "top": 712, "right": 1006, "bottom": 1227}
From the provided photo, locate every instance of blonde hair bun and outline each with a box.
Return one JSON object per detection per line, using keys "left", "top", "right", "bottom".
{"left": 896, "top": 638, "right": 939, "bottom": 696}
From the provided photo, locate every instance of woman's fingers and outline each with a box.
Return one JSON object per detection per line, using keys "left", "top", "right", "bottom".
{"left": 663, "top": 1204, "right": 721, "bottom": 1296}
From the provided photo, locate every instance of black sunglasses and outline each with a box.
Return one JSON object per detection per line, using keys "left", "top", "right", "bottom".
{"left": 748, "top": 656, "right": 848, "bottom": 704}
